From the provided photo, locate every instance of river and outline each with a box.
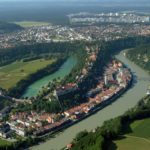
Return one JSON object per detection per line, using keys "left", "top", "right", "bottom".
{"left": 31, "top": 50, "right": 150, "bottom": 150}
{"left": 22, "top": 56, "right": 77, "bottom": 98}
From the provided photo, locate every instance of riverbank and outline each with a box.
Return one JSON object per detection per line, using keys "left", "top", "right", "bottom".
{"left": 30, "top": 50, "right": 150, "bottom": 150}
{"left": 8, "top": 57, "right": 67, "bottom": 98}
{"left": 22, "top": 56, "right": 77, "bottom": 98}
{"left": 126, "top": 44, "right": 150, "bottom": 74}
{"left": 33, "top": 74, "right": 132, "bottom": 140}
{"left": 0, "top": 58, "right": 56, "bottom": 90}
{"left": 35, "top": 69, "right": 133, "bottom": 139}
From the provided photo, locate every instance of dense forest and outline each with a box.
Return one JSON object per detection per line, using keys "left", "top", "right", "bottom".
{"left": 0, "top": 21, "right": 23, "bottom": 34}
{"left": 127, "top": 44, "right": 150, "bottom": 72}
{"left": 0, "top": 42, "right": 83, "bottom": 66}
{"left": 1, "top": 36, "right": 149, "bottom": 67}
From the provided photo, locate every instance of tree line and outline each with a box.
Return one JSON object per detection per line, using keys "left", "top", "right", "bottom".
{"left": 8, "top": 57, "right": 66, "bottom": 98}
{"left": 0, "top": 21, "right": 23, "bottom": 34}
{"left": 0, "top": 42, "right": 82, "bottom": 66}
{"left": 71, "top": 95, "right": 150, "bottom": 150}
{"left": 127, "top": 43, "right": 150, "bottom": 72}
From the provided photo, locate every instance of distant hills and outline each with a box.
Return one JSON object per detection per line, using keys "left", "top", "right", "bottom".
{"left": 0, "top": 0, "right": 150, "bottom": 25}
{"left": 0, "top": 21, "right": 23, "bottom": 34}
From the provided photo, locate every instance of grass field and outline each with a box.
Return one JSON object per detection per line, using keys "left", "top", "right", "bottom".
{"left": 111, "top": 136, "right": 150, "bottom": 150}
{"left": 0, "top": 138, "right": 12, "bottom": 147}
{"left": 0, "top": 58, "right": 55, "bottom": 89}
{"left": 109, "top": 118, "right": 150, "bottom": 150}
{"left": 129, "top": 118, "right": 150, "bottom": 139}
{"left": 14, "top": 21, "right": 50, "bottom": 28}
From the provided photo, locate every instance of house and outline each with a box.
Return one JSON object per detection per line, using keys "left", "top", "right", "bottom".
{"left": 66, "top": 143, "right": 74, "bottom": 150}
{"left": 56, "top": 83, "right": 78, "bottom": 97}
{"left": 7, "top": 121, "right": 26, "bottom": 137}
{"left": 86, "top": 88, "right": 101, "bottom": 98}
{"left": 15, "top": 129, "right": 26, "bottom": 137}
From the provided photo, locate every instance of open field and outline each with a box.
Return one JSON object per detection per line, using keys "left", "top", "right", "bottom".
{"left": 0, "top": 58, "right": 55, "bottom": 89}
{"left": 0, "top": 138, "right": 12, "bottom": 147}
{"left": 14, "top": 21, "right": 50, "bottom": 28}
{"left": 109, "top": 118, "right": 150, "bottom": 150}
{"left": 129, "top": 118, "right": 150, "bottom": 139}
{"left": 111, "top": 135, "right": 150, "bottom": 150}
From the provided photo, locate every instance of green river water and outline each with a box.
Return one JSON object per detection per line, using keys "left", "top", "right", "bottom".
{"left": 22, "top": 56, "right": 77, "bottom": 98}
{"left": 30, "top": 50, "right": 150, "bottom": 150}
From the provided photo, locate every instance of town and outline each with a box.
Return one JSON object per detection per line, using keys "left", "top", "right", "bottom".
{"left": 0, "top": 57, "right": 132, "bottom": 140}
{"left": 68, "top": 12, "right": 150, "bottom": 24}
{"left": 1, "top": 21, "right": 150, "bottom": 49}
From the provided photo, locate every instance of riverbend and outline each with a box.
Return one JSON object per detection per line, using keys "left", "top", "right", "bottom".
{"left": 31, "top": 50, "right": 150, "bottom": 150}
{"left": 22, "top": 56, "right": 77, "bottom": 98}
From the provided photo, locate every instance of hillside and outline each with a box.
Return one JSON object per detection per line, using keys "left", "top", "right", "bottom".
{"left": 0, "top": 21, "right": 23, "bottom": 34}
{"left": 109, "top": 118, "right": 150, "bottom": 150}
{"left": 127, "top": 44, "right": 150, "bottom": 72}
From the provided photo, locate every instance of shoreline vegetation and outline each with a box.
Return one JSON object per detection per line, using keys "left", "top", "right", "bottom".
{"left": 70, "top": 95, "right": 150, "bottom": 150}
{"left": 0, "top": 21, "right": 23, "bottom": 34}
{"left": 0, "top": 42, "right": 85, "bottom": 97}
{"left": 126, "top": 44, "right": 150, "bottom": 74}
{"left": 8, "top": 57, "right": 67, "bottom": 98}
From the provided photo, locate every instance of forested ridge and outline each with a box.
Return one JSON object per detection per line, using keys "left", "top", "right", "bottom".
{"left": 0, "top": 42, "right": 84, "bottom": 66}
{"left": 127, "top": 44, "right": 150, "bottom": 72}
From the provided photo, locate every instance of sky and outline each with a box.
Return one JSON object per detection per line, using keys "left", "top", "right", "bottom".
{"left": 0, "top": 0, "right": 147, "bottom": 1}
{"left": 0, "top": 0, "right": 122, "bottom": 1}
{"left": 0, "top": 0, "right": 150, "bottom": 6}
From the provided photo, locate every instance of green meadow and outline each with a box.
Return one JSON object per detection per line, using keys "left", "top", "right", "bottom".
{"left": 14, "top": 21, "right": 50, "bottom": 28}
{"left": 109, "top": 118, "right": 150, "bottom": 150}
{"left": 0, "top": 138, "right": 12, "bottom": 147}
{"left": 0, "top": 58, "right": 55, "bottom": 89}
